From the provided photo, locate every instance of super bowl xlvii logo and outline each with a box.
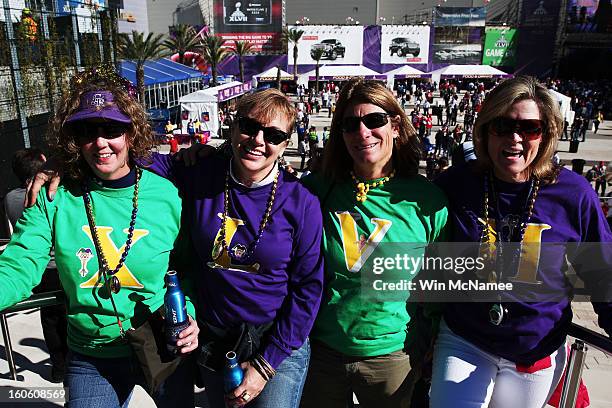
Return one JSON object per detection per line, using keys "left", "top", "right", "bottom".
{"left": 228, "top": 2, "right": 247, "bottom": 22}
{"left": 90, "top": 93, "right": 106, "bottom": 108}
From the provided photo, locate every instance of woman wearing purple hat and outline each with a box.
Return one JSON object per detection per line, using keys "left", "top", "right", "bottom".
{"left": 0, "top": 68, "right": 199, "bottom": 407}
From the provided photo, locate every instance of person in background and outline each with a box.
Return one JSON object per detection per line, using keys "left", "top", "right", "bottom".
{"left": 594, "top": 160, "right": 607, "bottom": 196}
{"left": 4, "top": 148, "right": 69, "bottom": 383}
{"left": 308, "top": 126, "right": 319, "bottom": 157}
{"left": 594, "top": 110, "right": 603, "bottom": 133}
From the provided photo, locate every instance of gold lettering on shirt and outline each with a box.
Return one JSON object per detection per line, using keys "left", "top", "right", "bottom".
{"left": 207, "top": 213, "right": 260, "bottom": 273}
{"left": 336, "top": 211, "right": 392, "bottom": 273}
{"left": 80, "top": 226, "right": 148, "bottom": 288}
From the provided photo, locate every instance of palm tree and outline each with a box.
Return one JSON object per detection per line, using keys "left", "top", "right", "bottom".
{"left": 118, "top": 30, "right": 167, "bottom": 103}
{"left": 163, "top": 24, "right": 200, "bottom": 66}
{"left": 310, "top": 48, "right": 325, "bottom": 93}
{"left": 199, "top": 33, "right": 230, "bottom": 87}
{"left": 275, "top": 65, "right": 281, "bottom": 90}
{"left": 282, "top": 27, "right": 304, "bottom": 78}
{"left": 231, "top": 40, "right": 254, "bottom": 83}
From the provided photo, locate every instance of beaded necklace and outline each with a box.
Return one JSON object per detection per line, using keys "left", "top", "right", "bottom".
{"left": 213, "top": 167, "right": 279, "bottom": 262}
{"left": 83, "top": 167, "right": 142, "bottom": 295}
{"left": 351, "top": 170, "right": 396, "bottom": 203}
{"left": 480, "top": 171, "right": 539, "bottom": 325}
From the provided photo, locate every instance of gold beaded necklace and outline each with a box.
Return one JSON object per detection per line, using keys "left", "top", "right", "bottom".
{"left": 213, "top": 167, "right": 279, "bottom": 261}
{"left": 351, "top": 170, "right": 396, "bottom": 203}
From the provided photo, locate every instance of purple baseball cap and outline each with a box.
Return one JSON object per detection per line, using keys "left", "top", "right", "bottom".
{"left": 66, "top": 90, "right": 131, "bottom": 123}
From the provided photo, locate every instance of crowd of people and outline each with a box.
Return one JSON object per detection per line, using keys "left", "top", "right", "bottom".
{"left": 1, "top": 68, "right": 611, "bottom": 408}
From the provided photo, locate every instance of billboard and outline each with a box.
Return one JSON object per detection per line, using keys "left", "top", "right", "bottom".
{"left": 380, "top": 25, "right": 430, "bottom": 64}
{"left": 288, "top": 25, "right": 364, "bottom": 65}
{"left": 482, "top": 27, "right": 517, "bottom": 67}
{"left": 434, "top": 7, "right": 486, "bottom": 27}
{"left": 56, "top": 0, "right": 106, "bottom": 14}
{"left": 516, "top": 0, "right": 562, "bottom": 75}
{"left": 433, "top": 26, "right": 484, "bottom": 64}
{"left": 566, "top": 0, "right": 612, "bottom": 33}
{"left": 213, "top": 0, "right": 283, "bottom": 53}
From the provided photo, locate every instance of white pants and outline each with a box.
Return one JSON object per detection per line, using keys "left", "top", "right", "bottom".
{"left": 430, "top": 319, "right": 567, "bottom": 408}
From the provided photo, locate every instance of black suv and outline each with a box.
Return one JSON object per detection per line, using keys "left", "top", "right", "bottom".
{"left": 310, "top": 39, "right": 346, "bottom": 60}
{"left": 389, "top": 37, "right": 420, "bottom": 57}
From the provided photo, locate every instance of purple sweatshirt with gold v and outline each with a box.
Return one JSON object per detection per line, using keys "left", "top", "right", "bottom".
{"left": 435, "top": 164, "right": 612, "bottom": 365}
{"left": 147, "top": 153, "right": 324, "bottom": 369}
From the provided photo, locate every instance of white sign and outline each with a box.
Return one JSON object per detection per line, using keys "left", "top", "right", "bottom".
{"left": 289, "top": 25, "right": 364, "bottom": 65}
{"left": 76, "top": 7, "right": 98, "bottom": 33}
{"left": 380, "top": 25, "right": 430, "bottom": 64}
{"left": 0, "top": 0, "right": 26, "bottom": 23}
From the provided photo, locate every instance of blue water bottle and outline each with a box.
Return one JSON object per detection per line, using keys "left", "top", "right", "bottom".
{"left": 223, "top": 351, "right": 244, "bottom": 392}
{"left": 164, "top": 270, "right": 189, "bottom": 354}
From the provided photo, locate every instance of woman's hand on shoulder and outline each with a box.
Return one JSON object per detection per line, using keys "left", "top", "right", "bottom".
{"left": 225, "top": 362, "right": 267, "bottom": 407}
{"left": 25, "top": 159, "right": 63, "bottom": 207}
{"left": 172, "top": 144, "right": 216, "bottom": 166}
{"left": 176, "top": 315, "right": 199, "bottom": 354}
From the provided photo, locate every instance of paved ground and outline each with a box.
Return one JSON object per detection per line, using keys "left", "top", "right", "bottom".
{"left": 1, "top": 93, "right": 610, "bottom": 407}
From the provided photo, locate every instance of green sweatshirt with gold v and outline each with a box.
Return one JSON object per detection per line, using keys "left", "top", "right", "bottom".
{"left": 0, "top": 169, "right": 193, "bottom": 358}
{"left": 303, "top": 173, "right": 448, "bottom": 357}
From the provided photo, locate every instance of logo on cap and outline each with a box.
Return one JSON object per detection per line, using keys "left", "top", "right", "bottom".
{"left": 90, "top": 93, "right": 106, "bottom": 108}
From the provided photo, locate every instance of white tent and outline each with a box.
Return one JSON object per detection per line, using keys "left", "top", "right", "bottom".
{"left": 297, "top": 65, "right": 384, "bottom": 86}
{"left": 254, "top": 67, "right": 294, "bottom": 82}
{"left": 179, "top": 81, "right": 251, "bottom": 137}
{"left": 429, "top": 65, "right": 510, "bottom": 84}
{"left": 549, "top": 89, "right": 573, "bottom": 122}
{"left": 384, "top": 66, "right": 427, "bottom": 90}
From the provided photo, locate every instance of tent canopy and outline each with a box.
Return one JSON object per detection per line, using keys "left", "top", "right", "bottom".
{"left": 254, "top": 67, "right": 294, "bottom": 81}
{"left": 428, "top": 64, "right": 510, "bottom": 79}
{"left": 384, "top": 65, "right": 428, "bottom": 79}
{"left": 179, "top": 81, "right": 251, "bottom": 104}
{"left": 297, "top": 65, "right": 384, "bottom": 85}
{"left": 549, "top": 89, "right": 572, "bottom": 121}
{"left": 120, "top": 58, "right": 204, "bottom": 86}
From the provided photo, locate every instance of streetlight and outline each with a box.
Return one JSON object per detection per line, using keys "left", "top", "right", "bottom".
{"left": 296, "top": 16, "right": 310, "bottom": 25}
{"left": 379, "top": 17, "right": 386, "bottom": 25}
{"left": 346, "top": 16, "right": 355, "bottom": 24}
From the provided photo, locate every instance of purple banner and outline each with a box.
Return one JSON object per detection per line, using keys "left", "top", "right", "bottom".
{"left": 515, "top": 0, "right": 562, "bottom": 76}
{"left": 217, "top": 82, "right": 252, "bottom": 102}
{"left": 218, "top": 54, "right": 288, "bottom": 81}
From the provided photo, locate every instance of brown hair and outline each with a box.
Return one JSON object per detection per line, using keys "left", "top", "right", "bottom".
{"left": 235, "top": 88, "right": 296, "bottom": 134}
{"left": 46, "top": 69, "right": 155, "bottom": 181}
{"left": 321, "top": 78, "right": 420, "bottom": 182}
{"left": 472, "top": 76, "right": 563, "bottom": 183}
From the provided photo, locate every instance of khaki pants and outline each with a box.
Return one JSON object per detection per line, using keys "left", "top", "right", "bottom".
{"left": 300, "top": 340, "right": 419, "bottom": 408}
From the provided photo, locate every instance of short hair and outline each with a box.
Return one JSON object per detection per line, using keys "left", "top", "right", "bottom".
{"left": 11, "top": 148, "right": 45, "bottom": 186}
{"left": 472, "top": 76, "right": 563, "bottom": 183}
{"left": 321, "top": 78, "right": 420, "bottom": 182}
{"left": 235, "top": 88, "right": 296, "bottom": 134}
{"left": 46, "top": 67, "right": 155, "bottom": 181}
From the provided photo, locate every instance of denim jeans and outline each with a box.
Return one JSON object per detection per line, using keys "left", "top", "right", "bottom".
{"left": 64, "top": 351, "right": 194, "bottom": 408}
{"left": 199, "top": 338, "right": 310, "bottom": 408}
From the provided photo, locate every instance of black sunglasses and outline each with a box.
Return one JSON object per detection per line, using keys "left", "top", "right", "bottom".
{"left": 489, "top": 117, "right": 545, "bottom": 141}
{"left": 237, "top": 116, "right": 290, "bottom": 145}
{"left": 342, "top": 112, "right": 390, "bottom": 133}
{"left": 73, "top": 121, "right": 131, "bottom": 142}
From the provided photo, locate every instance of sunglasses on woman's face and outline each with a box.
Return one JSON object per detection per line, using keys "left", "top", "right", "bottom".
{"left": 237, "top": 116, "right": 290, "bottom": 145}
{"left": 342, "top": 112, "right": 390, "bottom": 133}
{"left": 490, "top": 117, "right": 545, "bottom": 141}
{"left": 73, "top": 121, "right": 131, "bottom": 142}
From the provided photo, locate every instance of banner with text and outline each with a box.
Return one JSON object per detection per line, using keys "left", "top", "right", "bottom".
{"left": 482, "top": 27, "right": 517, "bottom": 66}
{"left": 288, "top": 25, "right": 364, "bottom": 65}
{"left": 214, "top": 0, "right": 283, "bottom": 53}
{"left": 380, "top": 25, "right": 430, "bottom": 65}
{"left": 434, "top": 26, "right": 484, "bottom": 64}
{"left": 434, "top": 7, "right": 487, "bottom": 27}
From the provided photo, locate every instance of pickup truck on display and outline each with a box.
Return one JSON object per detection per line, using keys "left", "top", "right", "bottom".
{"left": 310, "top": 39, "right": 346, "bottom": 60}
{"left": 389, "top": 37, "right": 420, "bottom": 57}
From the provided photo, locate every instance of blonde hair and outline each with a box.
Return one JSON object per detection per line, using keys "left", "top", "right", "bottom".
{"left": 472, "top": 76, "right": 563, "bottom": 183}
{"left": 235, "top": 88, "right": 296, "bottom": 133}
{"left": 47, "top": 70, "right": 155, "bottom": 181}
{"left": 321, "top": 78, "right": 420, "bottom": 181}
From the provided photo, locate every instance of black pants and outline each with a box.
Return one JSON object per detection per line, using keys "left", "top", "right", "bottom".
{"left": 32, "top": 268, "right": 68, "bottom": 371}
